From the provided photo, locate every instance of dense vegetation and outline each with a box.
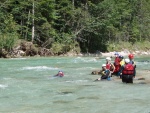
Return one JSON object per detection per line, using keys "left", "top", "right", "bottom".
{"left": 0, "top": 0, "right": 150, "bottom": 57}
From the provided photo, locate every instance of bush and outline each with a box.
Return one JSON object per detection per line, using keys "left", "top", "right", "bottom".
{"left": 51, "top": 41, "right": 81, "bottom": 55}
{"left": 107, "top": 41, "right": 150, "bottom": 52}
{"left": 0, "top": 33, "right": 18, "bottom": 51}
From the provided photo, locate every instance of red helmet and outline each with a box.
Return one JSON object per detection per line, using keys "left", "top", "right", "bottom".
{"left": 128, "top": 54, "right": 134, "bottom": 59}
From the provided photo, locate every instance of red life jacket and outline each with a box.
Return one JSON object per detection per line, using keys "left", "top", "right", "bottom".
{"left": 59, "top": 73, "right": 64, "bottom": 77}
{"left": 106, "top": 63, "right": 114, "bottom": 71}
{"left": 122, "top": 64, "right": 134, "bottom": 75}
{"left": 114, "top": 57, "right": 120, "bottom": 66}
{"left": 106, "top": 63, "right": 111, "bottom": 70}
{"left": 57, "top": 72, "right": 64, "bottom": 77}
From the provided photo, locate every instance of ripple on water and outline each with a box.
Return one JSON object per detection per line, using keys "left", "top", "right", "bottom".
{"left": 77, "top": 96, "right": 99, "bottom": 100}
{"left": 73, "top": 57, "right": 98, "bottom": 63}
{"left": 60, "top": 91, "right": 73, "bottom": 94}
{"left": 65, "top": 80, "right": 89, "bottom": 83}
{"left": 53, "top": 100, "right": 72, "bottom": 104}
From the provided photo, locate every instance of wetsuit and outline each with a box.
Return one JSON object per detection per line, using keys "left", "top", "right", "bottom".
{"left": 101, "top": 70, "right": 111, "bottom": 80}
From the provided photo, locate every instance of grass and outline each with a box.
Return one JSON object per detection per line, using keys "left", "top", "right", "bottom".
{"left": 107, "top": 41, "right": 150, "bottom": 52}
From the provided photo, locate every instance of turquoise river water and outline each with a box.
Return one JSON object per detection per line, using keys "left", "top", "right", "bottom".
{"left": 0, "top": 56, "right": 150, "bottom": 113}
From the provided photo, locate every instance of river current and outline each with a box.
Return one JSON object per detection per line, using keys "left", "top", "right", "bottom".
{"left": 0, "top": 56, "right": 150, "bottom": 113}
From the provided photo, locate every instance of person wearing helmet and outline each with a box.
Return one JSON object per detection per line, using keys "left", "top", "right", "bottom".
{"left": 106, "top": 57, "right": 115, "bottom": 75}
{"left": 128, "top": 54, "right": 134, "bottom": 60}
{"left": 128, "top": 53, "right": 136, "bottom": 76}
{"left": 96, "top": 64, "right": 111, "bottom": 81}
{"left": 113, "top": 52, "right": 121, "bottom": 75}
{"left": 54, "top": 71, "right": 64, "bottom": 77}
{"left": 119, "top": 55, "right": 125, "bottom": 66}
{"left": 120, "top": 59, "right": 134, "bottom": 83}
{"left": 117, "top": 55, "right": 125, "bottom": 77}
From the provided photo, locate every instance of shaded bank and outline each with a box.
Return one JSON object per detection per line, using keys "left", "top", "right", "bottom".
{"left": 0, "top": 40, "right": 150, "bottom": 58}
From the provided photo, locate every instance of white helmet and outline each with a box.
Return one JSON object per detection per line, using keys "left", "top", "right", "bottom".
{"left": 106, "top": 57, "right": 111, "bottom": 61}
{"left": 102, "top": 64, "right": 106, "bottom": 67}
{"left": 124, "top": 59, "right": 130, "bottom": 63}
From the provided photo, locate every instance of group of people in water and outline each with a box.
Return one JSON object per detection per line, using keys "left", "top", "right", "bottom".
{"left": 54, "top": 52, "right": 136, "bottom": 83}
{"left": 96, "top": 52, "right": 136, "bottom": 83}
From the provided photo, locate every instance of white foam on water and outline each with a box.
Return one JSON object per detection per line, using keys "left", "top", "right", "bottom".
{"left": 0, "top": 84, "right": 8, "bottom": 89}
{"left": 3, "top": 77, "right": 13, "bottom": 80}
{"left": 21, "top": 66, "right": 59, "bottom": 71}
{"left": 73, "top": 57, "right": 99, "bottom": 63}
{"left": 10, "top": 58, "right": 27, "bottom": 60}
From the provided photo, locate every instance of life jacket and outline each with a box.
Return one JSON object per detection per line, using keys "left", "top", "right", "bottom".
{"left": 106, "top": 63, "right": 114, "bottom": 71}
{"left": 106, "top": 63, "right": 111, "bottom": 70}
{"left": 122, "top": 64, "right": 134, "bottom": 75}
{"left": 114, "top": 57, "right": 120, "bottom": 66}
{"left": 58, "top": 72, "right": 64, "bottom": 77}
{"left": 120, "top": 59, "right": 125, "bottom": 66}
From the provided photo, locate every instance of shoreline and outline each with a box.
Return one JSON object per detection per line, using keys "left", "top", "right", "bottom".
{"left": 1, "top": 48, "right": 150, "bottom": 58}
{"left": 63, "top": 50, "right": 150, "bottom": 58}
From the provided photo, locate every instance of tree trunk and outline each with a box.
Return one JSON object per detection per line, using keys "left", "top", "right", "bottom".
{"left": 32, "top": 0, "right": 35, "bottom": 43}
{"left": 26, "top": 10, "right": 30, "bottom": 40}
{"left": 72, "top": 0, "right": 74, "bottom": 10}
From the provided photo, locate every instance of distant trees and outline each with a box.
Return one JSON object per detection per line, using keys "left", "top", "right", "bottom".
{"left": 0, "top": 0, "right": 150, "bottom": 54}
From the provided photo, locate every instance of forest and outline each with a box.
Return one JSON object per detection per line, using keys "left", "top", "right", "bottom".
{"left": 0, "top": 0, "right": 150, "bottom": 57}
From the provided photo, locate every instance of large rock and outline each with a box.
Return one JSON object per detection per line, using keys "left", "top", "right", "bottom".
{"left": 91, "top": 70, "right": 100, "bottom": 75}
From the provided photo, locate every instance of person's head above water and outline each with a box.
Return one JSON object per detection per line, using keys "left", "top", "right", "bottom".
{"left": 58, "top": 71, "right": 63, "bottom": 74}
{"left": 119, "top": 55, "right": 124, "bottom": 59}
{"left": 102, "top": 64, "right": 106, "bottom": 70}
{"left": 128, "top": 54, "right": 134, "bottom": 60}
{"left": 114, "top": 52, "right": 119, "bottom": 56}
{"left": 124, "top": 59, "right": 130, "bottom": 64}
{"left": 106, "top": 57, "right": 111, "bottom": 61}
{"left": 102, "top": 64, "right": 106, "bottom": 67}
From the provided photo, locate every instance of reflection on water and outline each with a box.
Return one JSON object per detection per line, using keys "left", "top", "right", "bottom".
{"left": 0, "top": 57, "right": 150, "bottom": 113}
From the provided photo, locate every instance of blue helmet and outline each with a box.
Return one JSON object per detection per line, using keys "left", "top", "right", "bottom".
{"left": 58, "top": 70, "right": 63, "bottom": 73}
{"left": 114, "top": 52, "right": 119, "bottom": 55}
{"left": 119, "top": 55, "right": 124, "bottom": 59}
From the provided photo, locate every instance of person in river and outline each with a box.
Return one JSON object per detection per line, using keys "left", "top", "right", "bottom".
{"left": 128, "top": 53, "right": 136, "bottom": 76}
{"left": 119, "top": 55, "right": 125, "bottom": 66}
{"left": 120, "top": 59, "right": 134, "bottom": 83}
{"left": 96, "top": 64, "right": 111, "bottom": 81}
{"left": 113, "top": 52, "right": 121, "bottom": 75}
{"left": 106, "top": 57, "right": 115, "bottom": 76}
{"left": 117, "top": 55, "right": 125, "bottom": 77}
{"left": 54, "top": 71, "right": 64, "bottom": 77}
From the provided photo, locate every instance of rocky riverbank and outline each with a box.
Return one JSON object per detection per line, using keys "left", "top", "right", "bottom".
{"left": 100, "top": 50, "right": 150, "bottom": 57}
{"left": 0, "top": 40, "right": 150, "bottom": 58}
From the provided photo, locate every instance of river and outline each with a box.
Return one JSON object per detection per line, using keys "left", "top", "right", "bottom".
{"left": 0, "top": 56, "right": 150, "bottom": 113}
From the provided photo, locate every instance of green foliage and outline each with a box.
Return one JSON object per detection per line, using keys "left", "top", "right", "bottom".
{"left": 51, "top": 38, "right": 80, "bottom": 55}
{"left": 0, "top": 11, "right": 19, "bottom": 51}
{"left": 0, "top": 33, "right": 18, "bottom": 51}
{"left": 107, "top": 41, "right": 150, "bottom": 52}
{"left": 0, "top": 0, "right": 150, "bottom": 55}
